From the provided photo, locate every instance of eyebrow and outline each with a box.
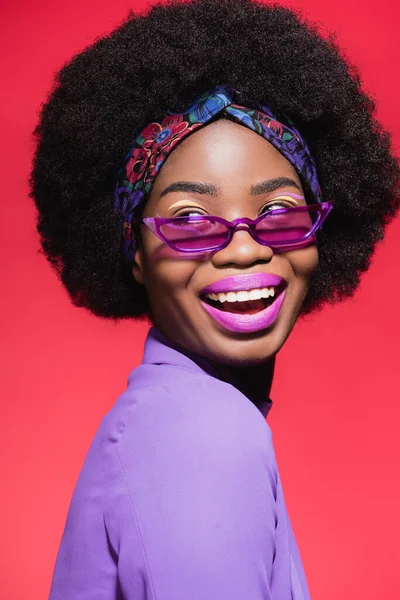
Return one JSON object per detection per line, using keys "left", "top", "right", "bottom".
{"left": 159, "top": 176, "right": 301, "bottom": 199}
{"left": 250, "top": 177, "right": 301, "bottom": 195}
{"left": 160, "top": 181, "right": 219, "bottom": 198}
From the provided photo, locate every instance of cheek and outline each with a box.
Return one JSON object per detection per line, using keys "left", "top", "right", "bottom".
{"left": 281, "top": 246, "right": 318, "bottom": 332}
{"left": 140, "top": 234, "right": 198, "bottom": 304}
{"left": 144, "top": 259, "right": 194, "bottom": 295}
{"left": 287, "top": 245, "right": 319, "bottom": 291}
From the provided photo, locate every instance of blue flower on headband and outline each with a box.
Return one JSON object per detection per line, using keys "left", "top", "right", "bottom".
{"left": 156, "top": 128, "right": 172, "bottom": 143}
{"left": 224, "top": 106, "right": 255, "bottom": 131}
{"left": 187, "top": 88, "right": 232, "bottom": 124}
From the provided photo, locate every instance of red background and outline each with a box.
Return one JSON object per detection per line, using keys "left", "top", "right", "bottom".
{"left": 1, "top": 0, "right": 400, "bottom": 598}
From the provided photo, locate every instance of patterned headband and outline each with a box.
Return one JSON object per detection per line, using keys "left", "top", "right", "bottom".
{"left": 114, "top": 86, "right": 322, "bottom": 261}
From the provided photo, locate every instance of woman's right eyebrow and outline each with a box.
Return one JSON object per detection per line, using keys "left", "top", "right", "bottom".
{"left": 160, "top": 181, "right": 219, "bottom": 198}
{"left": 160, "top": 177, "right": 301, "bottom": 199}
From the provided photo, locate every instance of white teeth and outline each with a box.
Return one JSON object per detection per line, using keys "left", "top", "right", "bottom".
{"left": 237, "top": 291, "right": 250, "bottom": 302}
{"left": 205, "top": 287, "right": 277, "bottom": 303}
{"left": 248, "top": 289, "right": 262, "bottom": 300}
{"left": 261, "top": 287, "right": 275, "bottom": 298}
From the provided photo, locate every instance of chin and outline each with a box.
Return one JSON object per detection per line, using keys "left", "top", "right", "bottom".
{"left": 192, "top": 327, "right": 284, "bottom": 367}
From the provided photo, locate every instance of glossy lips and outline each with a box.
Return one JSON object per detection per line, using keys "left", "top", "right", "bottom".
{"left": 199, "top": 273, "right": 287, "bottom": 334}
{"left": 200, "top": 273, "right": 284, "bottom": 295}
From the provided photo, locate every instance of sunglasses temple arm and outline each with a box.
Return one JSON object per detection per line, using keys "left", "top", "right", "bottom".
{"left": 316, "top": 202, "right": 334, "bottom": 234}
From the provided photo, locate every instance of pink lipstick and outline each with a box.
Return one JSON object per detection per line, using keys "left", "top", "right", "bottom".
{"left": 200, "top": 273, "right": 285, "bottom": 295}
{"left": 199, "top": 273, "right": 287, "bottom": 334}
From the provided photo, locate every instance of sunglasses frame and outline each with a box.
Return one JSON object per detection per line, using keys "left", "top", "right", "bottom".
{"left": 131, "top": 201, "right": 334, "bottom": 253}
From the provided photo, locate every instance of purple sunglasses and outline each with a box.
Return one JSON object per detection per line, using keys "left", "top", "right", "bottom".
{"left": 131, "top": 201, "right": 334, "bottom": 253}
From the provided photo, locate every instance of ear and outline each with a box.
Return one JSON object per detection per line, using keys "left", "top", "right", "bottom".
{"left": 131, "top": 246, "right": 145, "bottom": 285}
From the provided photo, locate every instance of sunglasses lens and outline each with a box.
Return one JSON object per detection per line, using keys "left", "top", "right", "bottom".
{"left": 159, "top": 218, "right": 229, "bottom": 251}
{"left": 256, "top": 208, "right": 318, "bottom": 245}
{"left": 156, "top": 207, "right": 323, "bottom": 252}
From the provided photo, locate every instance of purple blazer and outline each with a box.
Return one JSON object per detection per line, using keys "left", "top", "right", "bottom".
{"left": 49, "top": 327, "right": 311, "bottom": 599}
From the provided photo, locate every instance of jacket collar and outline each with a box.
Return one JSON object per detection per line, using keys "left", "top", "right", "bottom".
{"left": 142, "top": 327, "right": 273, "bottom": 419}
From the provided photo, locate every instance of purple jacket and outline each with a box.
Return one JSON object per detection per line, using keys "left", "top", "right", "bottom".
{"left": 49, "top": 327, "right": 311, "bottom": 599}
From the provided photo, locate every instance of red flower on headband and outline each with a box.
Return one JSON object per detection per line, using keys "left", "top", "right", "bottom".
{"left": 144, "top": 115, "right": 187, "bottom": 148}
{"left": 162, "top": 114, "right": 184, "bottom": 128}
{"left": 264, "top": 118, "right": 284, "bottom": 137}
{"left": 126, "top": 147, "right": 151, "bottom": 184}
{"left": 145, "top": 116, "right": 191, "bottom": 179}
{"left": 140, "top": 122, "right": 162, "bottom": 142}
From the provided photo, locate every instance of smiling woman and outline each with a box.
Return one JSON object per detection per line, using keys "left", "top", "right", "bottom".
{"left": 131, "top": 117, "right": 326, "bottom": 364}
{"left": 29, "top": 0, "right": 400, "bottom": 598}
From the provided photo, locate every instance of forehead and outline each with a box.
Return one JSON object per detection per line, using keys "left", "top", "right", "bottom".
{"left": 150, "top": 119, "right": 301, "bottom": 195}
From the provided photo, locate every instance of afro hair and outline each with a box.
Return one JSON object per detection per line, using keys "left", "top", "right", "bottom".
{"left": 29, "top": 0, "right": 400, "bottom": 320}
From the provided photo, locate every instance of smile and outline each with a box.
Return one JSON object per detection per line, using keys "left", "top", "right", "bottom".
{"left": 199, "top": 273, "right": 287, "bottom": 334}
{"left": 205, "top": 286, "right": 277, "bottom": 306}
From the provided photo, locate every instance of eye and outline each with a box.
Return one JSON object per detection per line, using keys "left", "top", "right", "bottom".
{"left": 175, "top": 207, "right": 207, "bottom": 217}
{"left": 260, "top": 200, "right": 294, "bottom": 214}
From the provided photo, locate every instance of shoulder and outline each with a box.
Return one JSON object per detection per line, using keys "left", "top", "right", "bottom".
{"left": 99, "top": 365, "right": 276, "bottom": 480}
{"left": 70, "top": 365, "right": 278, "bottom": 544}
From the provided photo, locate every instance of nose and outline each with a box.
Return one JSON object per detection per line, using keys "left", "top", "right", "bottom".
{"left": 211, "top": 225, "right": 274, "bottom": 268}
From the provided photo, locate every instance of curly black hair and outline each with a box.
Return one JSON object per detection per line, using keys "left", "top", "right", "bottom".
{"left": 29, "top": 0, "right": 400, "bottom": 320}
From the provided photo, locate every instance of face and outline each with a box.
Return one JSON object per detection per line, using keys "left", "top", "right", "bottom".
{"left": 132, "top": 120, "right": 318, "bottom": 366}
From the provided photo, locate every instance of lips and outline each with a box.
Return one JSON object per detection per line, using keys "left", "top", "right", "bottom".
{"left": 200, "top": 272, "right": 286, "bottom": 295}
{"left": 199, "top": 273, "right": 287, "bottom": 334}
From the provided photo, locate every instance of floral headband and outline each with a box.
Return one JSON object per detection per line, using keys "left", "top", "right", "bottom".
{"left": 113, "top": 86, "right": 322, "bottom": 261}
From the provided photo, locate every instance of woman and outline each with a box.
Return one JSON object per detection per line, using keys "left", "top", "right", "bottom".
{"left": 30, "top": 0, "right": 400, "bottom": 598}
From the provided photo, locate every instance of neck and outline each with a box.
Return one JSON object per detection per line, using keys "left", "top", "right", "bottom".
{"left": 210, "top": 356, "right": 276, "bottom": 414}
{"left": 150, "top": 326, "right": 275, "bottom": 417}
